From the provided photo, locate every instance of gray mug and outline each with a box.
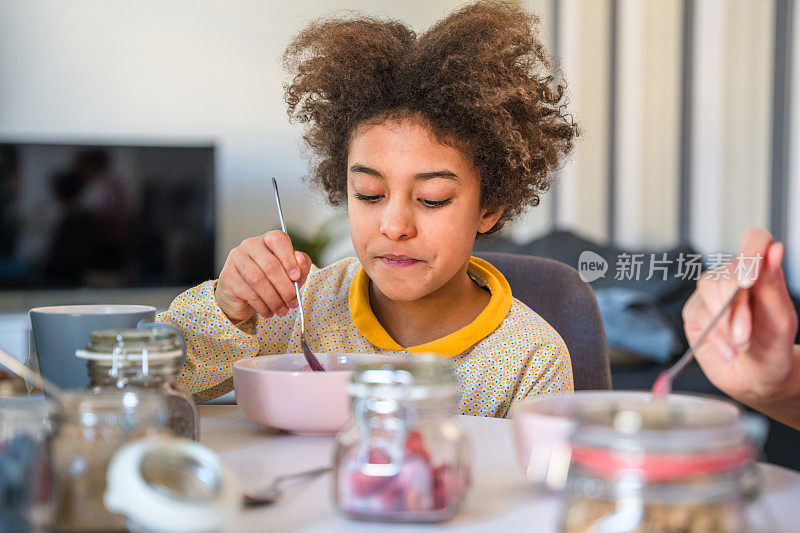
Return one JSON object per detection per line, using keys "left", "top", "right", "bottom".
{"left": 29, "top": 305, "right": 157, "bottom": 390}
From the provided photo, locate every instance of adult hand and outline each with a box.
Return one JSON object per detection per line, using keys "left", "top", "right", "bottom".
{"left": 682, "top": 227, "right": 800, "bottom": 429}
{"left": 215, "top": 230, "right": 311, "bottom": 322}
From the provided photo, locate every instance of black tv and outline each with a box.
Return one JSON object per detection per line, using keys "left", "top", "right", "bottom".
{"left": 0, "top": 142, "right": 215, "bottom": 290}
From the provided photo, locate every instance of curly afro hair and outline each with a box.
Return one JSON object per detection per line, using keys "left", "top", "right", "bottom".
{"left": 283, "top": 0, "right": 577, "bottom": 234}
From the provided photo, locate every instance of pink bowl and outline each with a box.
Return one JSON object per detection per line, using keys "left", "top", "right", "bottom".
{"left": 233, "top": 353, "right": 379, "bottom": 435}
{"left": 510, "top": 391, "right": 740, "bottom": 487}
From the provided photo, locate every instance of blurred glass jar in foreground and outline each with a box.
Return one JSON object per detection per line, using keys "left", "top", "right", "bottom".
{"left": 104, "top": 437, "right": 241, "bottom": 533}
{"left": 50, "top": 390, "right": 168, "bottom": 533}
{"left": 333, "top": 355, "right": 472, "bottom": 523}
{"left": 559, "top": 395, "right": 772, "bottom": 533}
{"left": 77, "top": 326, "right": 199, "bottom": 440}
{"left": 0, "top": 397, "right": 52, "bottom": 533}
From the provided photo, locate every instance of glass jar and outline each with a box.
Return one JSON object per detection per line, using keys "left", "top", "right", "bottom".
{"left": 76, "top": 325, "right": 199, "bottom": 440}
{"left": 0, "top": 397, "right": 52, "bottom": 533}
{"left": 49, "top": 390, "right": 168, "bottom": 533}
{"left": 559, "top": 395, "right": 773, "bottom": 533}
{"left": 333, "top": 355, "right": 472, "bottom": 523}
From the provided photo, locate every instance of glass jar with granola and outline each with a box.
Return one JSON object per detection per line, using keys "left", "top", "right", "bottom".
{"left": 49, "top": 390, "right": 168, "bottom": 532}
{"left": 77, "top": 325, "right": 198, "bottom": 440}
{"left": 559, "top": 395, "right": 772, "bottom": 533}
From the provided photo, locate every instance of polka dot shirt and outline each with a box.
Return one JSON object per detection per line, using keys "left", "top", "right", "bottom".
{"left": 157, "top": 256, "right": 573, "bottom": 417}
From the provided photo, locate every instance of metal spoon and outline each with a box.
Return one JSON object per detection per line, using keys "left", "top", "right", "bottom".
{"left": 652, "top": 287, "right": 740, "bottom": 398}
{"left": 271, "top": 178, "right": 325, "bottom": 371}
{"left": 243, "top": 466, "right": 331, "bottom": 507}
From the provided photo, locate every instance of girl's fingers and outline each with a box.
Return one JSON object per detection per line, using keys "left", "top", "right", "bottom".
{"left": 245, "top": 241, "right": 299, "bottom": 309}
{"left": 232, "top": 253, "right": 288, "bottom": 315}
{"left": 295, "top": 251, "right": 312, "bottom": 286}
{"left": 265, "top": 231, "right": 303, "bottom": 282}
{"left": 226, "top": 267, "right": 271, "bottom": 318}
{"left": 219, "top": 232, "right": 310, "bottom": 320}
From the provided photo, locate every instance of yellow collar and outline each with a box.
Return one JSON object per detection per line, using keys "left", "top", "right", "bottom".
{"left": 348, "top": 256, "right": 513, "bottom": 357}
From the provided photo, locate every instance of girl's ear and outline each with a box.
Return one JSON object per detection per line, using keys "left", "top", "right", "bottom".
{"left": 477, "top": 205, "right": 504, "bottom": 234}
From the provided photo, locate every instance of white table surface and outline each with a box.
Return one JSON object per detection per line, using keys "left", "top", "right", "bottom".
{"left": 199, "top": 405, "right": 800, "bottom": 533}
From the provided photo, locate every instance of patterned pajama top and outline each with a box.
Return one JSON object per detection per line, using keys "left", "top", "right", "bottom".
{"left": 157, "top": 256, "right": 574, "bottom": 418}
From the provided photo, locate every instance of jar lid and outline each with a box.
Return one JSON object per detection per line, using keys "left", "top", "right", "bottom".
{"left": 346, "top": 354, "right": 458, "bottom": 401}
{"left": 104, "top": 437, "right": 240, "bottom": 532}
{"left": 568, "top": 395, "right": 761, "bottom": 482}
{"left": 76, "top": 327, "right": 183, "bottom": 362}
{"left": 569, "top": 443, "right": 754, "bottom": 482}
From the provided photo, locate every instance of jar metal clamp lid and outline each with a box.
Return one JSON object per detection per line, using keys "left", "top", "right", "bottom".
{"left": 105, "top": 437, "right": 240, "bottom": 533}
{"left": 76, "top": 325, "right": 185, "bottom": 383}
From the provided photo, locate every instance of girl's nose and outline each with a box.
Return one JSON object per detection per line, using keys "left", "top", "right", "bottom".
{"left": 380, "top": 199, "right": 417, "bottom": 240}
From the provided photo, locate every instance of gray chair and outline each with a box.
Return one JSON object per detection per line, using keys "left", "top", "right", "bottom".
{"left": 475, "top": 251, "right": 611, "bottom": 390}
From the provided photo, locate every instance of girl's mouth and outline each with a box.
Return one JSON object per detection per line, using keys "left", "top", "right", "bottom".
{"left": 379, "top": 255, "right": 420, "bottom": 268}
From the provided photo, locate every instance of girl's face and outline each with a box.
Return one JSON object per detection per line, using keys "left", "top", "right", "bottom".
{"left": 346, "top": 117, "right": 502, "bottom": 303}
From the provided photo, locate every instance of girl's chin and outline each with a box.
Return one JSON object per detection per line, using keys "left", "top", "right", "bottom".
{"left": 372, "top": 282, "right": 427, "bottom": 303}
{"left": 368, "top": 273, "right": 430, "bottom": 302}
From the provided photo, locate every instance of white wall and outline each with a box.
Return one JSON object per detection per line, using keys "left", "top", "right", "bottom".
{"left": 1, "top": 0, "right": 796, "bottom": 287}
{"left": 0, "top": 0, "right": 473, "bottom": 269}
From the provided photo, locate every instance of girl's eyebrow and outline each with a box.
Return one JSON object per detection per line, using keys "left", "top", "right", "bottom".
{"left": 349, "top": 163, "right": 460, "bottom": 182}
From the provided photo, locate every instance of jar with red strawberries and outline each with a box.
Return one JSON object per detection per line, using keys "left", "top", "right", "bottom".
{"left": 333, "top": 355, "right": 472, "bottom": 522}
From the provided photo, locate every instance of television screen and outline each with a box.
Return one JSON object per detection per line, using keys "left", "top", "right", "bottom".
{"left": 0, "top": 142, "right": 215, "bottom": 289}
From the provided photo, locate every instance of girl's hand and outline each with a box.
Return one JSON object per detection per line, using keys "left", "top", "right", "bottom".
{"left": 682, "top": 227, "right": 800, "bottom": 428}
{"left": 215, "top": 230, "right": 311, "bottom": 323}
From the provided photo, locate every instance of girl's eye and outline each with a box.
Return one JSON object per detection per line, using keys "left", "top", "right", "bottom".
{"left": 354, "top": 192, "right": 382, "bottom": 203}
{"left": 353, "top": 192, "right": 451, "bottom": 208}
{"left": 419, "top": 198, "right": 452, "bottom": 208}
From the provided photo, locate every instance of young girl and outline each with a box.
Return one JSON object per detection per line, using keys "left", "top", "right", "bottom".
{"left": 158, "top": 0, "right": 578, "bottom": 418}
